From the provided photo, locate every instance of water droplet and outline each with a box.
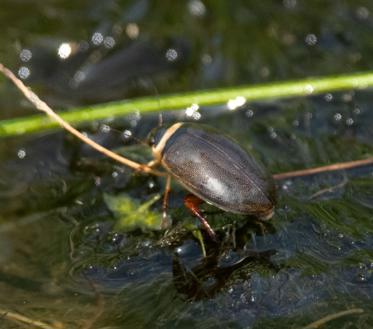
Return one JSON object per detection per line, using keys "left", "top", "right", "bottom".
{"left": 324, "top": 93, "right": 333, "bottom": 102}
{"left": 100, "top": 124, "right": 111, "bottom": 133}
{"left": 104, "top": 36, "right": 116, "bottom": 49}
{"left": 185, "top": 103, "right": 199, "bottom": 117}
{"left": 268, "top": 127, "right": 277, "bottom": 139}
{"left": 19, "top": 49, "right": 32, "bottom": 62}
{"left": 246, "top": 109, "right": 254, "bottom": 118}
{"left": 17, "top": 148, "right": 26, "bottom": 159}
{"left": 122, "top": 129, "right": 132, "bottom": 140}
{"left": 357, "top": 273, "right": 367, "bottom": 282}
{"left": 91, "top": 32, "right": 104, "bottom": 45}
{"left": 334, "top": 113, "right": 342, "bottom": 121}
{"left": 305, "top": 34, "right": 317, "bottom": 46}
{"left": 192, "top": 112, "right": 202, "bottom": 120}
{"left": 227, "top": 96, "right": 246, "bottom": 110}
{"left": 18, "top": 66, "right": 30, "bottom": 80}
{"left": 293, "top": 119, "right": 300, "bottom": 127}
{"left": 346, "top": 118, "right": 354, "bottom": 126}
{"left": 112, "top": 171, "right": 119, "bottom": 178}
{"left": 188, "top": 0, "right": 206, "bottom": 16}
{"left": 165, "top": 48, "right": 178, "bottom": 62}
{"left": 57, "top": 43, "right": 72, "bottom": 59}
{"left": 356, "top": 6, "right": 369, "bottom": 20}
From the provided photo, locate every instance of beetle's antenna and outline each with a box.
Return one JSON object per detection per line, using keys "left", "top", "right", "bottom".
{"left": 272, "top": 157, "right": 373, "bottom": 180}
{"left": 0, "top": 63, "right": 165, "bottom": 176}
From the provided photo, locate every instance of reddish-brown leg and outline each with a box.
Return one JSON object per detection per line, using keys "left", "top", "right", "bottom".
{"left": 184, "top": 194, "right": 217, "bottom": 241}
{"left": 161, "top": 175, "right": 172, "bottom": 229}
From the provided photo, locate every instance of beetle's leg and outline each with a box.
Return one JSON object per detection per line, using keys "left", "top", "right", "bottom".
{"left": 161, "top": 175, "right": 172, "bottom": 229}
{"left": 184, "top": 194, "right": 217, "bottom": 241}
{"left": 138, "top": 159, "right": 158, "bottom": 171}
{"left": 146, "top": 159, "right": 159, "bottom": 168}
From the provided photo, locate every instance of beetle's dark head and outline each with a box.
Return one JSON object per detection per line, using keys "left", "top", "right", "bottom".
{"left": 147, "top": 122, "right": 184, "bottom": 160}
{"left": 147, "top": 126, "right": 168, "bottom": 148}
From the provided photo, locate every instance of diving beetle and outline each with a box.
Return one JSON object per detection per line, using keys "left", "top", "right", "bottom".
{"left": 146, "top": 122, "right": 276, "bottom": 239}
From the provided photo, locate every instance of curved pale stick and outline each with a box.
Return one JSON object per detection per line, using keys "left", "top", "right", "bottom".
{"left": 0, "top": 63, "right": 164, "bottom": 176}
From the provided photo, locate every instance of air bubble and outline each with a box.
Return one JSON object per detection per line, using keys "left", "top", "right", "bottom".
{"left": 346, "top": 118, "right": 354, "bottom": 126}
{"left": 91, "top": 32, "right": 104, "bottom": 45}
{"left": 268, "top": 127, "right": 277, "bottom": 139}
{"left": 100, "top": 124, "right": 111, "bottom": 133}
{"left": 188, "top": 0, "right": 206, "bottom": 17}
{"left": 334, "top": 113, "right": 342, "bottom": 121}
{"left": 57, "top": 43, "right": 72, "bottom": 59}
{"left": 246, "top": 109, "right": 254, "bottom": 118}
{"left": 165, "top": 48, "right": 178, "bottom": 62}
{"left": 305, "top": 34, "right": 317, "bottom": 46}
{"left": 324, "top": 93, "right": 333, "bottom": 102}
{"left": 185, "top": 103, "right": 199, "bottom": 117}
{"left": 19, "top": 49, "right": 32, "bottom": 62}
{"left": 193, "top": 112, "right": 202, "bottom": 120}
{"left": 122, "top": 130, "right": 132, "bottom": 139}
{"left": 104, "top": 36, "right": 116, "bottom": 49}
{"left": 18, "top": 66, "right": 30, "bottom": 80}
{"left": 356, "top": 6, "right": 369, "bottom": 20}
{"left": 17, "top": 148, "right": 26, "bottom": 159}
{"left": 292, "top": 119, "right": 299, "bottom": 127}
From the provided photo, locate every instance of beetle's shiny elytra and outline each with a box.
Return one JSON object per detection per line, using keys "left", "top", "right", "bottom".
{"left": 148, "top": 122, "right": 276, "bottom": 219}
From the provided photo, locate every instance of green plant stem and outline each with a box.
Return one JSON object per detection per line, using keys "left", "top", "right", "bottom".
{"left": 2, "top": 71, "right": 373, "bottom": 136}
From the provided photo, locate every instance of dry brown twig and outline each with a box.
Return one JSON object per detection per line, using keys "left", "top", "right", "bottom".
{"left": 0, "top": 308, "right": 61, "bottom": 329}
{"left": 302, "top": 308, "right": 364, "bottom": 329}
{"left": 1, "top": 63, "right": 373, "bottom": 180}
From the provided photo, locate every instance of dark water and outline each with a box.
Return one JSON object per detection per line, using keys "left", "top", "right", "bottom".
{"left": 0, "top": 1, "right": 372, "bottom": 328}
